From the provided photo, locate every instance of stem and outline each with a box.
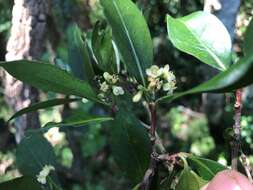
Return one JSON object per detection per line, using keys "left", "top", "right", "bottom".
{"left": 149, "top": 102, "right": 157, "bottom": 148}
{"left": 140, "top": 121, "right": 166, "bottom": 153}
{"left": 231, "top": 89, "right": 243, "bottom": 170}
{"left": 140, "top": 102, "right": 158, "bottom": 190}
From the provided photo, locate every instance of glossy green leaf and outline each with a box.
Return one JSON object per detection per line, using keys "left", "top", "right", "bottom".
{"left": 16, "top": 133, "right": 57, "bottom": 177}
{"left": 243, "top": 18, "right": 253, "bottom": 56}
{"left": 35, "top": 115, "right": 113, "bottom": 133}
{"left": 67, "top": 24, "right": 95, "bottom": 82}
{"left": 8, "top": 98, "right": 81, "bottom": 122}
{"left": 0, "top": 60, "right": 104, "bottom": 104}
{"left": 158, "top": 55, "right": 253, "bottom": 103}
{"left": 176, "top": 168, "right": 202, "bottom": 190}
{"left": 167, "top": 11, "right": 232, "bottom": 71}
{"left": 0, "top": 177, "right": 42, "bottom": 190}
{"left": 101, "top": 0, "right": 153, "bottom": 86}
{"left": 192, "top": 172, "right": 208, "bottom": 188}
{"left": 188, "top": 156, "right": 226, "bottom": 181}
{"left": 92, "top": 22, "right": 117, "bottom": 73}
{"left": 109, "top": 108, "right": 151, "bottom": 184}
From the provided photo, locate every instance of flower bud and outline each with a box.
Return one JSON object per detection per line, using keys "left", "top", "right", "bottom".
{"left": 132, "top": 91, "right": 143, "bottom": 102}
{"left": 112, "top": 86, "right": 124, "bottom": 96}
{"left": 103, "top": 72, "right": 111, "bottom": 81}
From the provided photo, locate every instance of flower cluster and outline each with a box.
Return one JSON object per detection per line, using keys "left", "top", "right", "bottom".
{"left": 146, "top": 65, "right": 176, "bottom": 92}
{"left": 98, "top": 72, "right": 124, "bottom": 99}
{"left": 36, "top": 165, "right": 55, "bottom": 184}
{"left": 132, "top": 64, "right": 176, "bottom": 102}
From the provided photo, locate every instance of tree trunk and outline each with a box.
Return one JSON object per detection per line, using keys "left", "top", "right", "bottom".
{"left": 4, "top": 0, "right": 49, "bottom": 143}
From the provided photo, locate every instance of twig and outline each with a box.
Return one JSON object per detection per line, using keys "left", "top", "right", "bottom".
{"left": 140, "top": 152, "right": 159, "bottom": 190}
{"left": 140, "top": 121, "right": 166, "bottom": 154}
{"left": 140, "top": 102, "right": 158, "bottom": 190}
{"left": 149, "top": 102, "right": 157, "bottom": 146}
{"left": 231, "top": 89, "right": 243, "bottom": 170}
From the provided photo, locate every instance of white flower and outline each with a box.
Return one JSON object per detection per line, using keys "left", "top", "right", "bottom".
{"left": 146, "top": 65, "right": 163, "bottom": 78}
{"left": 162, "top": 66, "right": 176, "bottom": 82}
{"left": 103, "top": 72, "right": 111, "bottom": 81}
{"left": 156, "top": 80, "right": 163, "bottom": 90}
{"left": 163, "top": 81, "right": 176, "bottom": 92}
{"left": 145, "top": 64, "right": 176, "bottom": 94}
{"left": 111, "top": 75, "right": 119, "bottom": 84}
{"left": 163, "top": 64, "right": 170, "bottom": 72}
{"left": 36, "top": 165, "right": 55, "bottom": 185}
{"left": 112, "top": 86, "right": 124, "bottom": 96}
{"left": 103, "top": 72, "right": 118, "bottom": 84}
{"left": 148, "top": 78, "right": 163, "bottom": 90}
{"left": 37, "top": 175, "right": 47, "bottom": 185}
{"left": 100, "top": 82, "right": 109, "bottom": 92}
{"left": 132, "top": 91, "right": 143, "bottom": 102}
{"left": 44, "top": 127, "right": 65, "bottom": 146}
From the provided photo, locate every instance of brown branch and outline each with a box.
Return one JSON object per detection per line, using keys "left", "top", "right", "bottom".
{"left": 140, "top": 121, "right": 166, "bottom": 154}
{"left": 231, "top": 89, "right": 243, "bottom": 170}
{"left": 140, "top": 102, "right": 158, "bottom": 190}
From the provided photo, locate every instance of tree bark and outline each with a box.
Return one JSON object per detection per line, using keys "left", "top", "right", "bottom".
{"left": 4, "top": 0, "right": 49, "bottom": 143}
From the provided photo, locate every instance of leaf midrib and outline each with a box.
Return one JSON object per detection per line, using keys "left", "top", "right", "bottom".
{"left": 190, "top": 158, "right": 215, "bottom": 177}
{"left": 112, "top": 0, "right": 146, "bottom": 86}
{"left": 61, "top": 117, "right": 113, "bottom": 127}
{"left": 177, "top": 18, "right": 227, "bottom": 71}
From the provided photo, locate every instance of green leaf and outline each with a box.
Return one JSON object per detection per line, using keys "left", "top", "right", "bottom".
{"left": 109, "top": 108, "right": 151, "bottom": 184}
{"left": 158, "top": 55, "right": 253, "bottom": 103}
{"left": 188, "top": 156, "right": 226, "bottom": 181}
{"left": 167, "top": 11, "right": 232, "bottom": 71}
{"left": 132, "top": 184, "right": 141, "bottom": 190}
{"left": 67, "top": 24, "right": 95, "bottom": 82}
{"left": 8, "top": 98, "right": 81, "bottom": 122}
{"left": 92, "top": 22, "right": 117, "bottom": 73}
{"left": 36, "top": 115, "right": 113, "bottom": 133}
{"left": 192, "top": 172, "right": 208, "bottom": 188}
{"left": 176, "top": 168, "right": 202, "bottom": 190}
{"left": 101, "top": 0, "right": 153, "bottom": 86}
{"left": 243, "top": 18, "right": 253, "bottom": 56}
{"left": 0, "top": 177, "right": 42, "bottom": 190}
{"left": 16, "top": 133, "right": 57, "bottom": 177}
{"left": 0, "top": 60, "right": 104, "bottom": 104}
